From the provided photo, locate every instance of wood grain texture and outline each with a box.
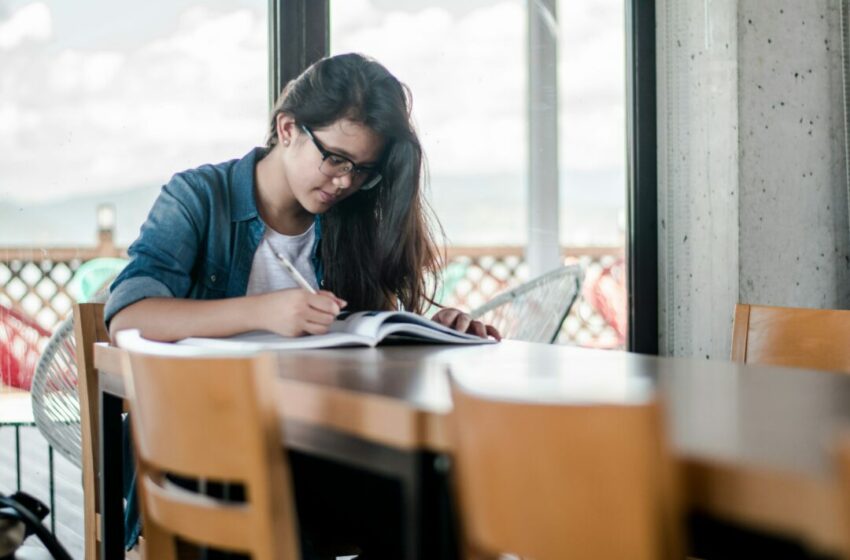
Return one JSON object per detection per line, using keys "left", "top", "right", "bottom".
{"left": 123, "top": 351, "right": 300, "bottom": 560}
{"left": 730, "top": 303, "right": 751, "bottom": 362}
{"left": 95, "top": 340, "right": 850, "bottom": 555}
{"left": 73, "top": 303, "right": 108, "bottom": 560}
{"left": 731, "top": 303, "right": 850, "bottom": 373}
{"left": 449, "top": 378, "right": 682, "bottom": 560}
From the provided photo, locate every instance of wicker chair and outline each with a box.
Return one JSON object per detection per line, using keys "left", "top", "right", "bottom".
{"left": 29, "top": 262, "right": 121, "bottom": 469}
{"left": 30, "top": 315, "right": 81, "bottom": 468}
{"left": 470, "top": 264, "right": 583, "bottom": 344}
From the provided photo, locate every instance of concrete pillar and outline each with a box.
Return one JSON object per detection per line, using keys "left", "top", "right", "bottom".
{"left": 658, "top": 0, "right": 850, "bottom": 359}
{"left": 738, "top": 0, "right": 850, "bottom": 309}
{"left": 658, "top": 0, "right": 740, "bottom": 358}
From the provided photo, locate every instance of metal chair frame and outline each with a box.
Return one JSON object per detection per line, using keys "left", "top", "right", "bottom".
{"left": 470, "top": 264, "right": 583, "bottom": 344}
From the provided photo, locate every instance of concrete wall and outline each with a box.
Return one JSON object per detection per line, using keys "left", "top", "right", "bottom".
{"left": 657, "top": 0, "right": 850, "bottom": 359}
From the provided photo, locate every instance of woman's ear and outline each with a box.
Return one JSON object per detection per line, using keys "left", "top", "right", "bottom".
{"left": 276, "top": 113, "right": 297, "bottom": 146}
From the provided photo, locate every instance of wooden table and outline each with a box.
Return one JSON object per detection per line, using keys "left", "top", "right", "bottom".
{"left": 94, "top": 341, "right": 850, "bottom": 559}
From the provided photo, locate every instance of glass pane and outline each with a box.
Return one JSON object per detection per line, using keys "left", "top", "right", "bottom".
{"left": 1, "top": 1, "right": 267, "bottom": 552}
{"left": 557, "top": 0, "right": 626, "bottom": 349}
{"left": 332, "top": 0, "right": 527, "bottom": 248}
{"left": 0, "top": 0, "right": 267, "bottom": 363}
{"left": 332, "top": 1, "right": 626, "bottom": 348}
{"left": 331, "top": 0, "right": 527, "bottom": 310}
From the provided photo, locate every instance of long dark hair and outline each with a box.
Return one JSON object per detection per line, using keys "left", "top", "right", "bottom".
{"left": 267, "top": 53, "right": 443, "bottom": 313}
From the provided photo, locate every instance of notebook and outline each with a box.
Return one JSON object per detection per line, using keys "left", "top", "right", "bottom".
{"left": 178, "top": 310, "right": 496, "bottom": 351}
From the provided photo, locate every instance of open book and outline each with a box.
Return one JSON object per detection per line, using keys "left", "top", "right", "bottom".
{"left": 178, "top": 310, "right": 497, "bottom": 351}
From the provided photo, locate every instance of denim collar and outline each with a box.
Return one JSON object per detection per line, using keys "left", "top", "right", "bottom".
{"left": 230, "top": 146, "right": 323, "bottom": 241}
{"left": 230, "top": 147, "right": 267, "bottom": 222}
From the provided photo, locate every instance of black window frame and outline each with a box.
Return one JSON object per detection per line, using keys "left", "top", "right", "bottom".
{"left": 625, "top": 0, "right": 658, "bottom": 354}
{"left": 268, "top": 0, "right": 329, "bottom": 108}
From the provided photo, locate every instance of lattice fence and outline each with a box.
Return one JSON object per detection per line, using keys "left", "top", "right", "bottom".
{"left": 0, "top": 237, "right": 121, "bottom": 331}
{"left": 0, "top": 243, "right": 626, "bottom": 349}
{"left": 0, "top": 258, "right": 82, "bottom": 331}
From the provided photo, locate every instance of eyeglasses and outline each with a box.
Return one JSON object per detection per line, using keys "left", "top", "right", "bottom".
{"left": 300, "top": 125, "right": 382, "bottom": 191}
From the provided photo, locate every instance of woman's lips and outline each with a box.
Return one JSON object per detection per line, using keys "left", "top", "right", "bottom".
{"left": 317, "top": 190, "right": 336, "bottom": 204}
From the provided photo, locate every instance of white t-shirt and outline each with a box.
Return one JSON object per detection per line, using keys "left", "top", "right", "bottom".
{"left": 246, "top": 224, "right": 319, "bottom": 295}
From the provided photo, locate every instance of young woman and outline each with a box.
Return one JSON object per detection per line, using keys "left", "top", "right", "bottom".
{"left": 108, "top": 52, "right": 499, "bottom": 556}
{"left": 106, "top": 52, "right": 499, "bottom": 342}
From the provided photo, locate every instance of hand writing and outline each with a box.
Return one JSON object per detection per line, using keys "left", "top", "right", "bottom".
{"left": 260, "top": 289, "right": 347, "bottom": 336}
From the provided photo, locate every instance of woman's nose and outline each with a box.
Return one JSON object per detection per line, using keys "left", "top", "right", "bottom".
{"left": 333, "top": 173, "right": 353, "bottom": 190}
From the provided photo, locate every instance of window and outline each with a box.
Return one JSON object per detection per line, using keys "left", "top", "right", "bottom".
{"left": 331, "top": 0, "right": 627, "bottom": 347}
{"left": 331, "top": 0, "right": 527, "bottom": 248}
{"left": 0, "top": 0, "right": 268, "bottom": 328}
{"left": 557, "top": 0, "right": 627, "bottom": 348}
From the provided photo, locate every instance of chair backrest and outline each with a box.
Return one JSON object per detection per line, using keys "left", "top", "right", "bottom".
{"left": 122, "top": 349, "right": 299, "bottom": 560}
{"left": 449, "top": 376, "right": 681, "bottom": 560}
{"left": 731, "top": 304, "right": 850, "bottom": 373}
{"left": 469, "top": 264, "right": 583, "bottom": 344}
{"left": 31, "top": 314, "right": 81, "bottom": 468}
{"left": 72, "top": 302, "right": 108, "bottom": 560}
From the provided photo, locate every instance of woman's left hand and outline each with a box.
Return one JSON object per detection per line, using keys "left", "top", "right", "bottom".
{"left": 431, "top": 307, "right": 501, "bottom": 340}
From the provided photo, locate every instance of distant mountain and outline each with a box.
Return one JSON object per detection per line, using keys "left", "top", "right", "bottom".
{"left": 0, "top": 184, "right": 161, "bottom": 247}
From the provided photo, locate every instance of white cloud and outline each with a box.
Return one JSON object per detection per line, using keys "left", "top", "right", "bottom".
{"left": 332, "top": 0, "right": 625, "bottom": 175}
{"left": 0, "top": 5, "right": 268, "bottom": 202}
{"left": 0, "top": 2, "right": 51, "bottom": 50}
{"left": 333, "top": 2, "right": 526, "bottom": 176}
{"left": 558, "top": 0, "right": 626, "bottom": 170}
{"left": 0, "top": 0, "right": 625, "bottom": 205}
{"left": 49, "top": 50, "right": 125, "bottom": 93}
{"left": 329, "top": 0, "right": 382, "bottom": 37}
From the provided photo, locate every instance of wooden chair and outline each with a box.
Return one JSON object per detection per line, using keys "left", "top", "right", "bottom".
{"left": 119, "top": 347, "right": 300, "bottom": 560}
{"left": 448, "top": 375, "right": 682, "bottom": 560}
{"left": 73, "top": 302, "right": 109, "bottom": 560}
{"left": 731, "top": 304, "right": 850, "bottom": 373}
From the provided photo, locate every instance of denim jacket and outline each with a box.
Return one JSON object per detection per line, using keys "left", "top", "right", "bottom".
{"left": 105, "top": 147, "right": 322, "bottom": 549}
{"left": 105, "top": 147, "right": 323, "bottom": 327}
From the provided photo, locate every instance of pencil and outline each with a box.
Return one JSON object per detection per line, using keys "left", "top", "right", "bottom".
{"left": 265, "top": 239, "right": 318, "bottom": 295}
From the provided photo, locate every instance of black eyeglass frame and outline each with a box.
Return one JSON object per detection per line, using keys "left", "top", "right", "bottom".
{"left": 300, "top": 125, "right": 382, "bottom": 191}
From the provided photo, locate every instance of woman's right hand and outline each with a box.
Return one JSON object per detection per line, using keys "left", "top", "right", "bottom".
{"left": 258, "top": 289, "right": 347, "bottom": 336}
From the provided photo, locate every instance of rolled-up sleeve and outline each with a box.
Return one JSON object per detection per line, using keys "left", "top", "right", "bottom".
{"left": 104, "top": 174, "right": 207, "bottom": 326}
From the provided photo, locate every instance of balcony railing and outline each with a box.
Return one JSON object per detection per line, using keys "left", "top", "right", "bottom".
{"left": 0, "top": 240, "right": 626, "bottom": 352}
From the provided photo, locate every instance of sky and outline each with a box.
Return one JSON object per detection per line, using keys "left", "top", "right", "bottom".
{"left": 0, "top": 0, "right": 625, "bottom": 244}
{"left": 331, "top": 0, "right": 625, "bottom": 179}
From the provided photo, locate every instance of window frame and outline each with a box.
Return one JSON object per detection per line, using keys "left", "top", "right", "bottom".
{"left": 268, "top": 0, "right": 329, "bottom": 108}
{"left": 625, "top": 0, "right": 658, "bottom": 354}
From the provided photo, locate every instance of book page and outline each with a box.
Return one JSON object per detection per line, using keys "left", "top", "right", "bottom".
{"left": 178, "top": 330, "right": 374, "bottom": 351}
{"left": 329, "top": 311, "right": 400, "bottom": 338}
{"left": 177, "top": 311, "right": 495, "bottom": 351}
{"left": 331, "top": 310, "right": 492, "bottom": 343}
{"left": 380, "top": 322, "right": 495, "bottom": 344}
